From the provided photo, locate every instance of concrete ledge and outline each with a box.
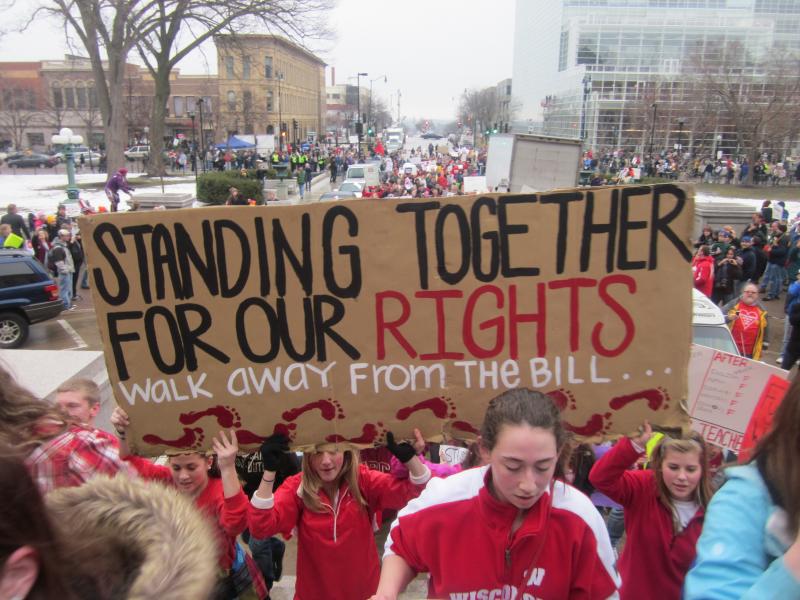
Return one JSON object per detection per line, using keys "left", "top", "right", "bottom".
{"left": 694, "top": 201, "right": 757, "bottom": 238}
{"left": 134, "top": 192, "right": 195, "bottom": 210}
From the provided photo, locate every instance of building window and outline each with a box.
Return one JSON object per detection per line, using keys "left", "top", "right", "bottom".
{"left": 174, "top": 96, "right": 185, "bottom": 116}
{"left": 243, "top": 56, "right": 251, "bottom": 79}
{"left": 76, "top": 85, "right": 87, "bottom": 109}
{"left": 88, "top": 87, "right": 97, "bottom": 109}
{"left": 52, "top": 83, "right": 63, "bottom": 109}
{"left": 64, "top": 86, "right": 75, "bottom": 109}
{"left": 225, "top": 56, "right": 234, "bottom": 78}
{"left": 27, "top": 132, "right": 45, "bottom": 147}
{"left": 243, "top": 90, "right": 252, "bottom": 112}
{"left": 202, "top": 96, "right": 213, "bottom": 114}
{"left": 186, "top": 96, "right": 196, "bottom": 113}
{"left": 266, "top": 91, "right": 274, "bottom": 112}
{"left": 264, "top": 56, "right": 273, "bottom": 78}
{"left": 227, "top": 91, "right": 236, "bottom": 111}
{"left": 267, "top": 124, "right": 274, "bottom": 134}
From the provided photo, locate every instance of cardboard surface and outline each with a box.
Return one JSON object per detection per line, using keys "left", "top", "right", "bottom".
{"left": 81, "top": 185, "right": 695, "bottom": 455}
{"left": 687, "top": 344, "right": 789, "bottom": 453}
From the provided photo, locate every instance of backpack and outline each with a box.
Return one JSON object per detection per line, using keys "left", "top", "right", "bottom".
{"left": 45, "top": 245, "right": 61, "bottom": 276}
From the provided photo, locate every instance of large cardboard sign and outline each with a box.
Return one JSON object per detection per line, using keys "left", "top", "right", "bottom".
{"left": 81, "top": 185, "right": 695, "bottom": 455}
{"left": 687, "top": 344, "right": 789, "bottom": 453}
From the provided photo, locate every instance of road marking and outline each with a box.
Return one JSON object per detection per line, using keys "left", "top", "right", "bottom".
{"left": 58, "top": 319, "right": 88, "bottom": 350}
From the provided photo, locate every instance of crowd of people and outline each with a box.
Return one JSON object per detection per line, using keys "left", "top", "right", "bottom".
{"left": 3, "top": 361, "right": 800, "bottom": 599}
{"left": 691, "top": 200, "right": 800, "bottom": 366}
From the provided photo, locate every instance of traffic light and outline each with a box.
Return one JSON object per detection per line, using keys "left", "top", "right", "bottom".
{"left": 293, "top": 118, "right": 298, "bottom": 130}
{"left": 355, "top": 121, "right": 363, "bottom": 135}
{"left": 493, "top": 122, "right": 498, "bottom": 134}
{"left": 367, "top": 126, "right": 373, "bottom": 136}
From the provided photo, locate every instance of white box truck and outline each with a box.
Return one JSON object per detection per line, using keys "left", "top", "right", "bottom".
{"left": 485, "top": 133, "right": 583, "bottom": 193}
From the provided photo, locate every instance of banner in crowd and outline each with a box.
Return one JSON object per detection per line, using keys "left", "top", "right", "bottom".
{"left": 81, "top": 185, "right": 695, "bottom": 455}
{"left": 687, "top": 344, "right": 789, "bottom": 453}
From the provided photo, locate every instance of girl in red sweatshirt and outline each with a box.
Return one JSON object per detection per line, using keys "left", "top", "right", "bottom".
{"left": 248, "top": 432, "right": 431, "bottom": 600}
{"left": 371, "top": 389, "right": 620, "bottom": 600}
{"left": 110, "top": 407, "right": 266, "bottom": 599}
{"left": 589, "top": 422, "right": 713, "bottom": 600}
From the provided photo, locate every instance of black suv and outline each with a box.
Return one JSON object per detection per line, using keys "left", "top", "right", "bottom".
{"left": 0, "top": 249, "right": 64, "bottom": 348}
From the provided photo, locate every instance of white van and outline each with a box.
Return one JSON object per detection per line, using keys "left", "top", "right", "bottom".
{"left": 344, "top": 163, "right": 380, "bottom": 188}
{"left": 692, "top": 288, "right": 740, "bottom": 355}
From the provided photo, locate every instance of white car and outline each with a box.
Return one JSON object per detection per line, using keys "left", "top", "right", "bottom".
{"left": 52, "top": 146, "right": 102, "bottom": 163}
{"left": 337, "top": 181, "right": 364, "bottom": 198}
{"left": 124, "top": 145, "right": 150, "bottom": 160}
{"left": 692, "top": 288, "right": 739, "bottom": 355}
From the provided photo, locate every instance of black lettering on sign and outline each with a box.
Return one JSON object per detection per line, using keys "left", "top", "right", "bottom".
{"left": 322, "top": 206, "right": 362, "bottom": 298}
{"left": 580, "top": 190, "right": 619, "bottom": 273}
{"left": 175, "top": 221, "right": 219, "bottom": 298}
{"left": 273, "top": 213, "right": 312, "bottom": 296}
{"left": 214, "top": 220, "right": 251, "bottom": 298}
{"left": 498, "top": 195, "right": 540, "bottom": 277}
{"left": 396, "top": 201, "right": 440, "bottom": 289}
{"left": 92, "top": 223, "right": 130, "bottom": 305}
{"left": 254, "top": 217, "right": 270, "bottom": 297}
{"left": 107, "top": 311, "right": 142, "bottom": 380}
{"left": 435, "top": 204, "right": 470, "bottom": 285}
{"left": 313, "top": 295, "right": 361, "bottom": 360}
{"left": 121, "top": 224, "right": 154, "bottom": 303}
{"left": 651, "top": 184, "right": 693, "bottom": 267}
{"left": 540, "top": 191, "right": 584, "bottom": 274}
{"left": 152, "top": 224, "right": 183, "bottom": 301}
{"left": 617, "top": 186, "right": 651, "bottom": 270}
{"left": 236, "top": 298, "right": 280, "bottom": 362}
{"left": 276, "top": 297, "right": 315, "bottom": 361}
{"left": 174, "top": 303, "right": 230, "bottom": 370}
{"left": 470, "top": 197, "right": 500, "bottom": 282}
{"left": 144, "top": 306, "right": 184, "bottom": 374}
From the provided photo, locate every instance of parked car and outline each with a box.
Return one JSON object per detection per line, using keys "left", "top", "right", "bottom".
{"left": 52, "top": 146, "right": 102, "bottom": 163}
{"left": 320, "top": 191, "right": 359, "bottom": 201}
{"left": 692, "top": 288, "right": 739, "bottom": 355}
{"left": 6, "top": 153, "right": 59, "bottom": 169}
{"left": 124, "top": 145, "right": 150, "bottom": 160}
{"left": 0, "top": 249, "right": 64, "bottom": 348}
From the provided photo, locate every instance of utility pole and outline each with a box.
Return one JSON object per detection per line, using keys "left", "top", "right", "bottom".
{"left": 397, "top": 89, "right": 401, "bottom": 124}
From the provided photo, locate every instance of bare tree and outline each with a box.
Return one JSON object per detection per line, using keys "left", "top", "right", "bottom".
{"left": 31, "top": 0, "right": 165, "bottom": 175}
{"left": 688, "top": 41, "right": 800, "bottom": 184}
{"left": 458, "top": 87, "right": 498, "bottom": 135}
{"left": 370, "top": 97, "right": 392, "bottom": 132}
{"left": 0, "top": 80, "right": 39, "bottom": 150}
{"left": 133, "top": 0, "right": 332, "bottom": 175}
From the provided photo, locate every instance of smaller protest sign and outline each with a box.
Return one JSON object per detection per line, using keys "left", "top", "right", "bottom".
{"left": 439, "top": 444, "right": 469, "bottom": 466}
{"left": 462, "top": 176, "right": 488, "bottom": 194}
{"left": 687, "top": 344, "right": 788, "bottom": 453}
{"left": 738, "top": 374, "right": 790, "bottom": 462}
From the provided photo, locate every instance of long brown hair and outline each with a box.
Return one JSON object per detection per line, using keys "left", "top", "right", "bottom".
{"left": 300, "top": 448, "right": 366, "bottom": 513}
{"left": 0, "top": 446, "right": 74, "bottom": 600}
{"left": 650, "top": 433, "right": 713, "bottom": 533}
{"left": 752, "top": 373, "right": 800, "bottom": 536}
{"left": 0, "top": 365, "right": 69, "bottom": 452}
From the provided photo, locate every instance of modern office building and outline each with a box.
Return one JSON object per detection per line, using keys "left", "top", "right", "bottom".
{"left": 513, "top": 0, "right": 800, "bottom": 155}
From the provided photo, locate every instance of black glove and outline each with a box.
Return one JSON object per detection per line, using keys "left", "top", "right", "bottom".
{"left": 260, "top": 434, "right": 289, "bottom": 472}
{"left": 386, "top": 431, "right": 416, "bottom": 464}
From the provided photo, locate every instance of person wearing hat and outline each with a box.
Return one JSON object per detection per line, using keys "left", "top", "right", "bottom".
{"left": 49, "top": 229, "right": 76, "bottom": 310}
{"left": 104, "top": 167, "right": 135, "bottom": 212}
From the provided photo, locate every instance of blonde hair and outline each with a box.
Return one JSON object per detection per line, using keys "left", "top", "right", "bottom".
{"left": 57, "top": 377, "right": 101, "bottom": 407}
{"left": 299, "top": 448, "right": 366, "bottom": 513}
{"left": 0, "top": 366, "right": 68, "bottom": 452}
{"left": 650, "top": 433, "right": 713, "bottom": 533}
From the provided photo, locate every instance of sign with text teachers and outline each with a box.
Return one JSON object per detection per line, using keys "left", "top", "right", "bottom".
{"left": 80, "top": 184, "right": 695, "bottom": 456}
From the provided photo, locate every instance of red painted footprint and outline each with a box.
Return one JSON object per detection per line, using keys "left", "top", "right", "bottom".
{"left": 236, "top": 430, "right": 266, "bottom": 445}
{"left": 565, "top": 412, "right": 613, "bottom": 437}
{"left": 546, "top": 388, "right": 577, "bottom": 412}
{"left": 396, "top": 397, "right": 457, "bottom": 421}
{"left": 325, "top": 422, "right": 387, "bottom": 444}
{"left": 143, "top": 427, "right": 205, "bottom": 450}
{"left": 609, "top": 387, "right": 670, "bottom": 412}
{"left": 272, "top": 422, "right": 298, "bottom": 442}
{"left": 179, "top": 405, "right": 242, "bottom": 428}
{"left": 283, "top": 399, "right": 345, "bottom": 422}
{"left": 451, "top": 421, "right": 479, "bottom": 435}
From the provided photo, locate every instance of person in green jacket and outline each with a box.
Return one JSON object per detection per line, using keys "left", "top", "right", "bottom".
{"left": 296, "top": 167, "right": 306, "bottom": 200}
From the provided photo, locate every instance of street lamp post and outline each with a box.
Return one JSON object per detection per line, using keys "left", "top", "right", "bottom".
{"left": 648, "top": 103, "right": 658, "bottom": 158}
{"left": 198, "top": 98, "right": 206, "bottom": 173}
{"left": 368, "top": 75, "right": 387, "bottom": 135}
{"left": 580, "top": 74, "right": 591, "bottom": 141}
{"left": 277, "top": 72, "right": 284, "bottom": 152}
{"left": 356, "top": 72, "right": 368, "bottom": 141}
{"left": 677, "top": 118, "right": 685, "bottom": 156}
{"left": 188, "top": 111, "right": 197, "bottom": 185}
{"left": 51, "top": 127, "right": 83, "bottom": 204}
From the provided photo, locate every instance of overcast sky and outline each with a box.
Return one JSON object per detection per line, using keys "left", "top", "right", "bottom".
{"left": 0, "top": 0, "right": 515, "bottom": 121}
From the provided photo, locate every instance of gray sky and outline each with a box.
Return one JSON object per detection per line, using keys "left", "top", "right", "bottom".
{"left": 0, "top": 0, "right": 515, "bottom": 121}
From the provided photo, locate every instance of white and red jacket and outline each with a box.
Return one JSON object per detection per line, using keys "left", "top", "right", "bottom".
{"left": 248, "top": 464, "right": 430, "bottom": 600}
{"left": 386, "top": 466, "right": 621, "bottom": 599}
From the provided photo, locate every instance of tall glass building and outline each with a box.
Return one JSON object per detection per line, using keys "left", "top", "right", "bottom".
{"left": 512, "top": 0, "right": 800, "bottom": 156}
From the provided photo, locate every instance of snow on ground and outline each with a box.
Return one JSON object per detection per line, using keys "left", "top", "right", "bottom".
{"left": 1, "top": 171, "right": 197, "bottom": 216}
{"left": 695, "top": 192, "right": 800, "bottom": 218}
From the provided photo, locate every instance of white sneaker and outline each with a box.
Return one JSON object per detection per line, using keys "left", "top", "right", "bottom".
{"left": 777, "top": 356, "right": 784, "bottom": 364}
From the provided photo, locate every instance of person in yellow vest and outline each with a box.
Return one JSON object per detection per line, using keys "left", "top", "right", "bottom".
{"left": 290, "top": 152, "right": 298, "bottom": 172}
{"left": 270, "top": 151, "right": 280, "bottom": 166}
